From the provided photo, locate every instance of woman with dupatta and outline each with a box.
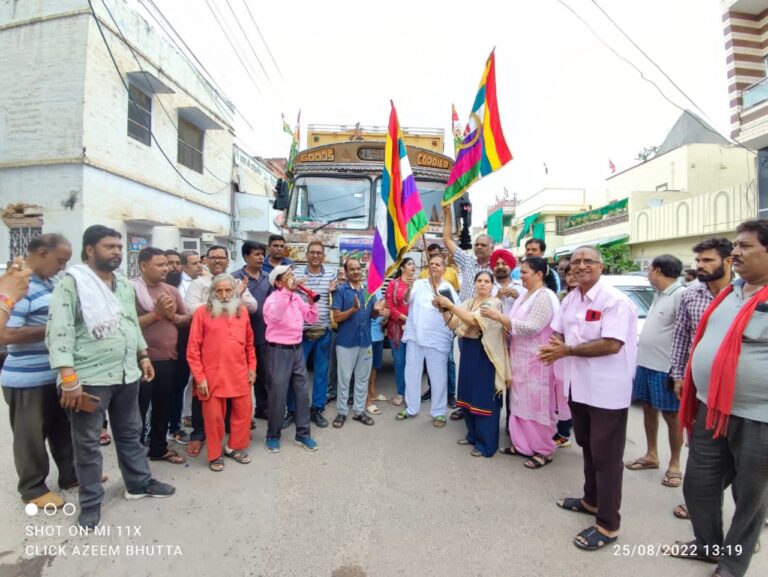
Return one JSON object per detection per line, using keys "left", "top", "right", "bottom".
{"left": 434, "top": 271, "right": 511, "bottom": 457}
{"left": 482, "top": 257, "right": 561, "bottom": 469}
{"left": 384, "top": 257, "right": 415, "bottom": 407}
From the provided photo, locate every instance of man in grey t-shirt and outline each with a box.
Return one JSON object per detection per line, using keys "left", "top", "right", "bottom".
{"left": 625, "top": 255, "right": 685, "bottom": 488}
{"left": 669, "top": 220, "right": 768, "bottom": 577}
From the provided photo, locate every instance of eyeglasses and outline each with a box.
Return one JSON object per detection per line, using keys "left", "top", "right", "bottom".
{"left": 308, "top": 251, "right": 324, "bottom": 256}
{"left": 208, "top": 256, "right": 227, "bottom": 261}
{"left": 571, "top": 259, "right": 602, "bottom": 267}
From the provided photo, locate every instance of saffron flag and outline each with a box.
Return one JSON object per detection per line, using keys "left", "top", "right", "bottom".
{"left": 443, "top": 50, "right": 513, "bottom": 205}
{"left": 368, "top": 102, "right": 429, "bottom": 297}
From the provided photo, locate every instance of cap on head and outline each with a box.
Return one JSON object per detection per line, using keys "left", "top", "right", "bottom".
{"left": 269, "top": 264, "right": 292, "bottom": 287}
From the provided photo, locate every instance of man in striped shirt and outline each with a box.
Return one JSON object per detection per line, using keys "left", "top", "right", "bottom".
{"left": 285, "top": 241, "right": 337, "bottom": 429}
{"left": 0, "top": 233, "right": 76, "bottom": 509}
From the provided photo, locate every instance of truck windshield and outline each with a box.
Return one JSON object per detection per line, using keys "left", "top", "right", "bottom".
{"left": 374, "top": 179, "right": 448, "bottom": 224}
{"left": 290, "top": 176, "right": 370, "bottom": 229}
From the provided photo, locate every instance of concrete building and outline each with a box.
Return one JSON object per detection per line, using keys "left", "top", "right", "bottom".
{"left": 507, "top": 188, "right": 589, "bottom": 258}
{"left": 722, "top": 0, "right": 768, "bottom": 218}
{"left": 556, "top": 111, "right": 755, "bottom": 267}
{"left": 0, "top": 0, "right": 246, "bottom": 276}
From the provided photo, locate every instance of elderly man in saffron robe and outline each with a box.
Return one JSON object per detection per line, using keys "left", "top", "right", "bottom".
{"left": 187, "top": 274, "right": 256, "bottom": 472}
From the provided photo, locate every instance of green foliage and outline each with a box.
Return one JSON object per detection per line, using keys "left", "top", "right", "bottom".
{"left": 635, "top": 146, "right": 658, "bottom": 162}
{"left": 601, "top": 244, "right": 639, "bottom": 274}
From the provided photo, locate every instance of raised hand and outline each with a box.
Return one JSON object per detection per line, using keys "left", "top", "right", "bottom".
{"left": 237, "top": 277, "right": 249, "bottom": 296}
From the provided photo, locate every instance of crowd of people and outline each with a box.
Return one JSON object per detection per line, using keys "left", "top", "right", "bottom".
{"left": 1, "top": 214, "right": 767, "bottom": 577}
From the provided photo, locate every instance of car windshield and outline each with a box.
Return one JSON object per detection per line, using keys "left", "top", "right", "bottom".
{"left": 290, "top": 176, "right": 370, "bottom": 229}
{"left": 617, "top": 286, "right": 655, "bottom": 318}
{"left": 374, "top": 179, "right": 448, "bottom": 224}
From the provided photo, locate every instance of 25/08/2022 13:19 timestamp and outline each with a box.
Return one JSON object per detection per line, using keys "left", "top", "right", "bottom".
{"left": 613, "top": 543, "right": 744, "bottom": 557}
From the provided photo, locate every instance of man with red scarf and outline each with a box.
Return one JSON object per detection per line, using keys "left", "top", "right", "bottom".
{"left": 669, "top": 220, "right": 768, "bottom": 577}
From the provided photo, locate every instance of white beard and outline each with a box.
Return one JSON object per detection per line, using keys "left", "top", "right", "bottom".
{"left": 210, "top": 297, "right": 241, "bottom": 318}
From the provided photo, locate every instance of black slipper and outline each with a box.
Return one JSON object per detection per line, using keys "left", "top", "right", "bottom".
{"left": 557, "top": 497, "right": 595, "bottom": 515}
{"left": 573, "top": 526, "right": 617, "bottom": 551}
{"left": 499, "top": 447, "right": 519, "bottom": 456}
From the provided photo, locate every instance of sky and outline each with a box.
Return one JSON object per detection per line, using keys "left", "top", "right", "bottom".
{"left": 140, "top": 0, "right": 731, "bottom": 218}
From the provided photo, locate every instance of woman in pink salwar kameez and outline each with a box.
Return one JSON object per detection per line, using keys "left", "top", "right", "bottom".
{"left": 486, "top": 257, "right": 561, "bottom": 469}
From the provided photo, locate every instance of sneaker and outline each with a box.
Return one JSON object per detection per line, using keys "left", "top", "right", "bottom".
{"left": 554, "top": 435, "right": 572, "bottom": 448}
{"left": 281, "top": 412, "right": 294, "bottom": 430}
{"left": 265, "top": 438, "right": 281, "bottom": 453}
{"left": 78, "top": 505, "right": 100, "bottom": 530}
{"left": 310, "top": 407, "right": 328, "bottom": 428}
{"left": 447, "top": 395, "right": 457, "bottom": 409}
{"left": 124, "top": 478, "right": 175, "bottom": 500}
{"left": 294, "top": 435, "right": 319, "bottom": 452}
{"left": 167, "top": 430, "right": 190, "bottom": 445}
{"left": 26, "top": 491, "right": 64, "bottom": 509}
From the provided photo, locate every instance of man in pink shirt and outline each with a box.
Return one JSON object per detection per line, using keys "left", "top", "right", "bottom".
{"left": 262, "top": 265, "right": 319, "bottom": 453}
{"left": 539, "top": 245, "right": 637, "bottom": 551}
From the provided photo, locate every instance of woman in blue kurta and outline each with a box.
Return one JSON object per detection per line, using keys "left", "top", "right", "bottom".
{"left": 434, "top": 271, "right": 511, "bottom": 457}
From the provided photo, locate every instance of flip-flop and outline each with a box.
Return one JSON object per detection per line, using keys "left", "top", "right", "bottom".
{"left": 625, "top": 457, "right": 660, "bottom": 470}
{"left": 186, "top": 440, "right": 203, "bottom": 457}
{"left": 673, "top": 504, "right": 689, "bottom": 520}
{"left": 557, "top": 497, "right": 595, "bottom": 515}
{"left": 366, "top": 404, "right": 382, "bottom": 415}
{"left": 150, "top": 449, "right": 186, "bottom": 465}
{"left": 662, "top": 470, "right": 683, "bottom": 488}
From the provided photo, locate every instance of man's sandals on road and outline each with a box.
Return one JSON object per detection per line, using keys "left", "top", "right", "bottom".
{"left": 573, "top": 526, "right": 618, "bottom": 551}
{"left": 625, "top": 457, "right": 659, "bottom": 470}
{"left": 186, "top": 440, "right": 203, "bottom": 457}
{"left": 224, "top": 449, "right": 252, "bottom": 464}
{"left": 524, "top": 453, "right": 552, "bottom": 469}
{"left": 149, "top": 449, "right": 186, "bottom": 465}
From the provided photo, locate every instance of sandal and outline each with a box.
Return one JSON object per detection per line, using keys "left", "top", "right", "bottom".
{"left": 352, "top": 413, "right": 375, "bottom": 426}
{"left": 332, "top": 414, "right": 346, "bottom": 429}
{"left": 573, "top": 526, "right": 617, "bottom": 551}
{"left": 662, "top": 470, "right": 683, "bottom": 488}
{"left": 673, "top": 504, "right": 689, "bottom": 520}
{"left": 625, "top": 457, "right": 660, "bottom": 470}
{"left": 99, "top": 431, "right": 111, "bottom": 446}
{"left": 395, "top": 410, "right": 410, "bottom": 420}
{"left": 186, "top": 440, "right": 203, "bottom": 457}
{"left": 499, "top": 446, "right": 519, "bottom": 456}
{"left": 524, "top": 453, "right": 552, "bottom": 469}
{"left": 391, "top": 395, "right": 404, "bottom": 406}
{"left": 366, "top": 404, "right": 382, "bottom": 415}
{"left": 433, "top": 416, "right": 446, "bottom": 428}
{"left": 209, "top": 457, "right": 224, "bottom": 472}
{"left": 373, "top": 394, "right": 389, "bottom": 402}
{"left": 224, "top": 449, "right": 252, "bottom": 464}
{"left": 557, "top": 497, "right": 595, "bottom": 515}
{"left": 150, "top": 449, "right": 186, "bottom": 465}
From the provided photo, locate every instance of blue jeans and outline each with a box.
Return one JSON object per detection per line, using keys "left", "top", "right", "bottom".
{"left": 390, "top": 340, "right": 407, "bottom": 396}
{"left": 288, "top": 328, "right": 331, "bottom": 412}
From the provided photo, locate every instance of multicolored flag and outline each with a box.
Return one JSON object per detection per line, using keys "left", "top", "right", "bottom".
{"left": 443, "top": 50, "right": 513, "bottom": 205}
{"left": 368, "top": 101, "right": 429, "bottom": 297}
{"left": 283, "top": 110, "right": 300, "bottom": 177}
{"left": 452, "top": 103, "right": 463, "bottom": 156}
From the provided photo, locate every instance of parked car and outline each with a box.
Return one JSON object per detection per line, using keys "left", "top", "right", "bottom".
{"left": 601, "top": 274, "right": 655, "bottom": 338}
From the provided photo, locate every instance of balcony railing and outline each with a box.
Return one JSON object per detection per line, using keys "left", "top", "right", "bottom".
{"left": 743, "top": 77, "right": 768, "bottom": 109}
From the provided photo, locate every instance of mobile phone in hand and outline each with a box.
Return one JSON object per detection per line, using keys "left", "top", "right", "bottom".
{"left": 77, "top": 392, "right": 101, "bottom": 413}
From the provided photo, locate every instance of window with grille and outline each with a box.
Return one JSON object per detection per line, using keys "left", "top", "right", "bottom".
{"left": 127, "top": 84, "right": 152, "bottom": 146}
{"left": 9, "top": 227, "right": 42, "bottom": 259}
{"left": 555, "top": 215, "right": 568, "bottom": 235}
{"left": 178, "top": 118, "right": 204, "bottom": 173}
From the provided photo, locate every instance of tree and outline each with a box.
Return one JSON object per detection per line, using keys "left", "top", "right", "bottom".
{"left": 602, "top": 244, "right": 639, "bottom": 274}
{"left": 635, "top": 146, "right": 658, "bottom": 162}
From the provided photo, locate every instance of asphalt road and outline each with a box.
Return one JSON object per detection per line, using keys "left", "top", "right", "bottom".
{"left": 0, "top": 351, "right": 765, "bottom": 577}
